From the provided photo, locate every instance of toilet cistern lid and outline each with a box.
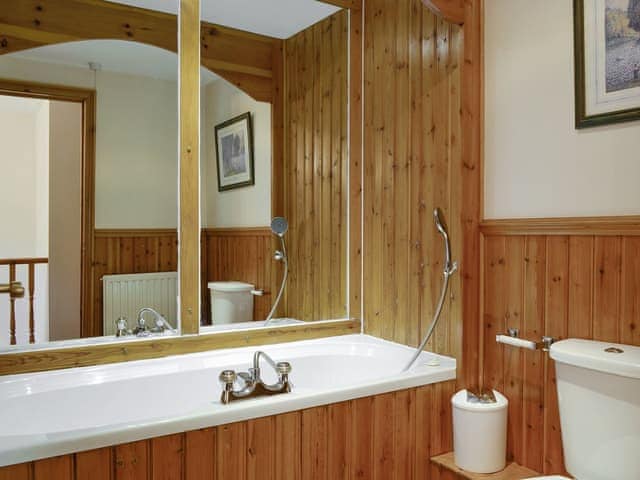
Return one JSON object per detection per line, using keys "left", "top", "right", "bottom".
{"left": 550, "top": 339, "right": 640, "bottom": 379}
{"left": 208, "top": 281, "right": 255, "bottom": 293}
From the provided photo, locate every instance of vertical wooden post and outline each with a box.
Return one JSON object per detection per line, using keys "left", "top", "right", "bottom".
{"left": 349, "top": 4, "right": 363, "bottom": 324}
{"left": 179, "top": 0, "right": 201, "bottom": 334}
{"left": 28, "top": 262, "right": 35, "bottom": 343}
{"left": 459, "top": 0, "right": 483, "bottom": 390}
{"left": 9, "top": 263, "right": 16, "bottom": 345}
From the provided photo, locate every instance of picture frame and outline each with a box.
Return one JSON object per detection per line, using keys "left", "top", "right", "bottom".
{"left": 214, "top": 112, "right": 255, "bottom": 191}
{"left": 574, "top": 0, "right": 640, "bottom": 128}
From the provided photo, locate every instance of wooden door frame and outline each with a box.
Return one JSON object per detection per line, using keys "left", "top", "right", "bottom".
{"left": 0, "top": 79, "right": 97, "bottom": 338}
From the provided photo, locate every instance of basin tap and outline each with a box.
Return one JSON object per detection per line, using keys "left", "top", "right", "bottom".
{"left": 218, "top": 350, "right": 292, "bottom": 404}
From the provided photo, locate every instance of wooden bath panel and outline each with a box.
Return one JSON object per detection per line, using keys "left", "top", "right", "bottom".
{"left": 0, "top": 381, "right": 457, "bottom": 480}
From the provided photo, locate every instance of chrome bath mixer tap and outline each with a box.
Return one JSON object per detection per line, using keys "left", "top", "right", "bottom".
{"left": 219, "top": 351, "right": 293, "bottom": 404}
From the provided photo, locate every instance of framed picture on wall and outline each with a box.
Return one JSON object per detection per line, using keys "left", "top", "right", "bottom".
{"left": 574, "top": 0, "right": 640, "bottom": 128}
{"left": 214, "top": 112, "right": 255, "bottom": 191}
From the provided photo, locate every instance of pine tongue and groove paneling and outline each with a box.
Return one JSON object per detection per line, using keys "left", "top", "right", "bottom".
{"left": 481, "top": 231, "right": 640, "bottom": 476}
{"left": 200, "top": 228, "right": 274, "bottom": 323}
{"left": 0, "top": 382, "right": 458, "bottom": 480}
{"left": 282, "top": 10, "right": 349, "bottom": 322}
{"left": 363, "top": 0, "right": 463, "bottom": 359}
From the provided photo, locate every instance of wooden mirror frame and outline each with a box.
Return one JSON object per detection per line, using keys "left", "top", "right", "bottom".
{"left": 0, "top": 0, "right": 362, "bottom": 375}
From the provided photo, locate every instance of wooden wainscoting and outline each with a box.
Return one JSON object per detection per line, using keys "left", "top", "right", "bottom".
{"left": 90, "top": 228, "right": 277, "bottom": 333}
{"left": 362, "top": 0, "right": 464, "bottom": 358}
{"left": 0, "top": 381, "right": 457, "bottom": 480}
{"left": 282, "top": 10, "right": 349, "bottom": 322}
{"left": 89, "top": 229, "right": 179, "bottom": 337}
{"left": 201, "top": 228, "right": 275, "bottom": 324}
{"left": 480, "top": 217, "right": 640, "bottom": 476}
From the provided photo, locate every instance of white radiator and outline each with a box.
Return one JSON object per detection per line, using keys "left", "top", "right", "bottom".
{"left": 102, "top": 272, "right": 178, "bottom": 336}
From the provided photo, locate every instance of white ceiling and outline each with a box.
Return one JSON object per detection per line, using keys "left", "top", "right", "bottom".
{"left": 9, "top": 40, "right": 218, "bottom": 84}
{"left": 106, "top": 0, "right": 340, "bottom": 39}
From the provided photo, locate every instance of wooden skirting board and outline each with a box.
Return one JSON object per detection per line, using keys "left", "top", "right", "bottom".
{"left": 431, "top": 453, "right": 540, "bottom": 480}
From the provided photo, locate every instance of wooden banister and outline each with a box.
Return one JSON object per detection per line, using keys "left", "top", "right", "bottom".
{"left": 0, "top": 257, "right": 48, "bottom": 266}
{"left": 1, "top": 258, "right": 48, "bottom": 345}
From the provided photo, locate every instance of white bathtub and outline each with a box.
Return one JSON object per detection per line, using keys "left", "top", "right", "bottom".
{"left": 0, "top": 334, "right": 456, "bottom": 466}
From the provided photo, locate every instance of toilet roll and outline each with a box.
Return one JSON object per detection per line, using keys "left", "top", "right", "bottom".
{"left": 495, "top": 334, "right": 537, "bottom": 351}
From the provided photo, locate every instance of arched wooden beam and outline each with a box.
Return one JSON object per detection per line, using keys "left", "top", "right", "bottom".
{"left": 422, "top": 0, "right": 465, "bottom": 25}
{"left": 319, "top": 0, "right": 362, "bottom": 8}
{"left": 0, "top": 0, "right": 277, "bottom": 102}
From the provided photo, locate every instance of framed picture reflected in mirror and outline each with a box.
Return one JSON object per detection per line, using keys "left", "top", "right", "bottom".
{"left": 214, "top": 112, "right": 255, "bottom": 191}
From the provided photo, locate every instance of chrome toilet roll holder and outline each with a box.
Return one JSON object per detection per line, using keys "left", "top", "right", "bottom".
{"left": 497, "top": 328, "right": 556, "bottom": 352}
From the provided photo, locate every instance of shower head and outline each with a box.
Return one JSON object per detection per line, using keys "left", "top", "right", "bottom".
{"left": 433, "top": 208, "right": 456, "bottom": 275}
{"left": 433, "top": 208, "right": 449, "bottom": 237}
{"left": 271, "top": 217, "right": 289, "bottom": 237}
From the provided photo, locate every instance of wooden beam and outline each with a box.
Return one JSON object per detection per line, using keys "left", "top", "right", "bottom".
{"left": 319, "top": 0, "right": 361, "bottom": 9}
{"left": 459, "top": 0, "right": 483, "bottom": 391}
{"left": 422, "top": 0, "right": 465, "bottom": 25}
{"left": 0, "top": 320, "right": 360, "bottom": 375}
{"left": 0, "top": 0, "right": 277, "bottom": 102}
{"left": 349, "top": 5, "right": 363, "bottom": 322}
{"left": 179, "top": 0, "right": 200, "bottom": 335}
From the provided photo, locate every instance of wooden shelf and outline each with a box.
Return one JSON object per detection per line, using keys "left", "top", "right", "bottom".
{"left": 431, "top": 453, "right": 541, "bottom": 480}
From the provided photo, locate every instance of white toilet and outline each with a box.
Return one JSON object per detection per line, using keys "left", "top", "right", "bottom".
{"left": 530, "top": 339, "right": 640, "bottom": 480}
{"left": 208, "top": 281, "right": 255, "bottom": 324}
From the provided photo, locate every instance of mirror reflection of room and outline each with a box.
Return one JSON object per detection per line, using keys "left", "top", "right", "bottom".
{"left": 0, "top": 38, "right": 179, "bottom": 348}
{"left": 199, "top": 4, "right": 349, "bottom": 332}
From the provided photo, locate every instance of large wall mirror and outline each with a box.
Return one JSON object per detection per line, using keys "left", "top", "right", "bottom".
{"left": 197, "top": 1, "right": 350, "bottom": 333}
{"left": 0, "top": 3, "right": 180, "bottom": 351}
{"left": 0, "top": 0, "right": 354, "bottom": 359}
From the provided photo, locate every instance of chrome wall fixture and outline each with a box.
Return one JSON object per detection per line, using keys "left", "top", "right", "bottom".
{"left": 265, "top": 217, "right": 289, "bottom": 325}
{"left": 403, "top": 208, "right": 458, "bottom": 372}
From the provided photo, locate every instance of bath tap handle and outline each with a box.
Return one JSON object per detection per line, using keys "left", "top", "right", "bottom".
{"left": 115, "top": 317, "right": 130, "bottom": 337}
{"left": 276, "top": 362, "right": 291, "bottom": 376}
{"left": 220, "top": 369, "right": 236, "bottom": 385}
{"left": 276, "top": 362, "right": 292, "bottom": 392}
{"left": 219, "top": 370, "right": 237, "bottom": 404}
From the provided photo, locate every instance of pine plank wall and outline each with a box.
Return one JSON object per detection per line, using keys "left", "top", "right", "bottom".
{"left": 362, "top": 0, "right": 464, "bottom": 363}
{"left": 282, "top": 10, "right": 350, "bottom": 322}
{"left": 481, "top": 226, "right": 640, "bottom": 476}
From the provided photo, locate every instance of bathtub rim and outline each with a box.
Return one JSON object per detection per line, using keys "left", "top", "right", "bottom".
{"left": 0, "top": 333, "right": 456, "bottom": 466}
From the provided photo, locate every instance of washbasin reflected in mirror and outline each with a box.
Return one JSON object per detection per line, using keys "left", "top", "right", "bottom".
{"left": 0, "top": 25, "right": 181, "bottom": 350}
{"left": 198, "top": 1, "right": 350, "bottom": 333}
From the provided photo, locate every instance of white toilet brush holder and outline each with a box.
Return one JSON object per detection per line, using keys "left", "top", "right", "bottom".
{"left": 452, "top": 389, "right": 508, "bottom": 474}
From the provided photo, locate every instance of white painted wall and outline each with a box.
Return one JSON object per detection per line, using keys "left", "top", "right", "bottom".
{"left": 49, "top": 101, "right": 83, "bottom": 341}
{"left": 0, "top": 97, "right": 46, "bottom": 257}
{"left": 0, "top": 56, "right": 178, "bottom": 228}
{"left": 94, "top": 70, "right": 178, "bottom": 228}
{"left": 0, "top": 96, "right": 50, "bottom": 346}
{"left": 201, "top": 78, "right": 272, "bottom": 228}
{"left": 484, "top": 0, "right": 640, "bottom": 219}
